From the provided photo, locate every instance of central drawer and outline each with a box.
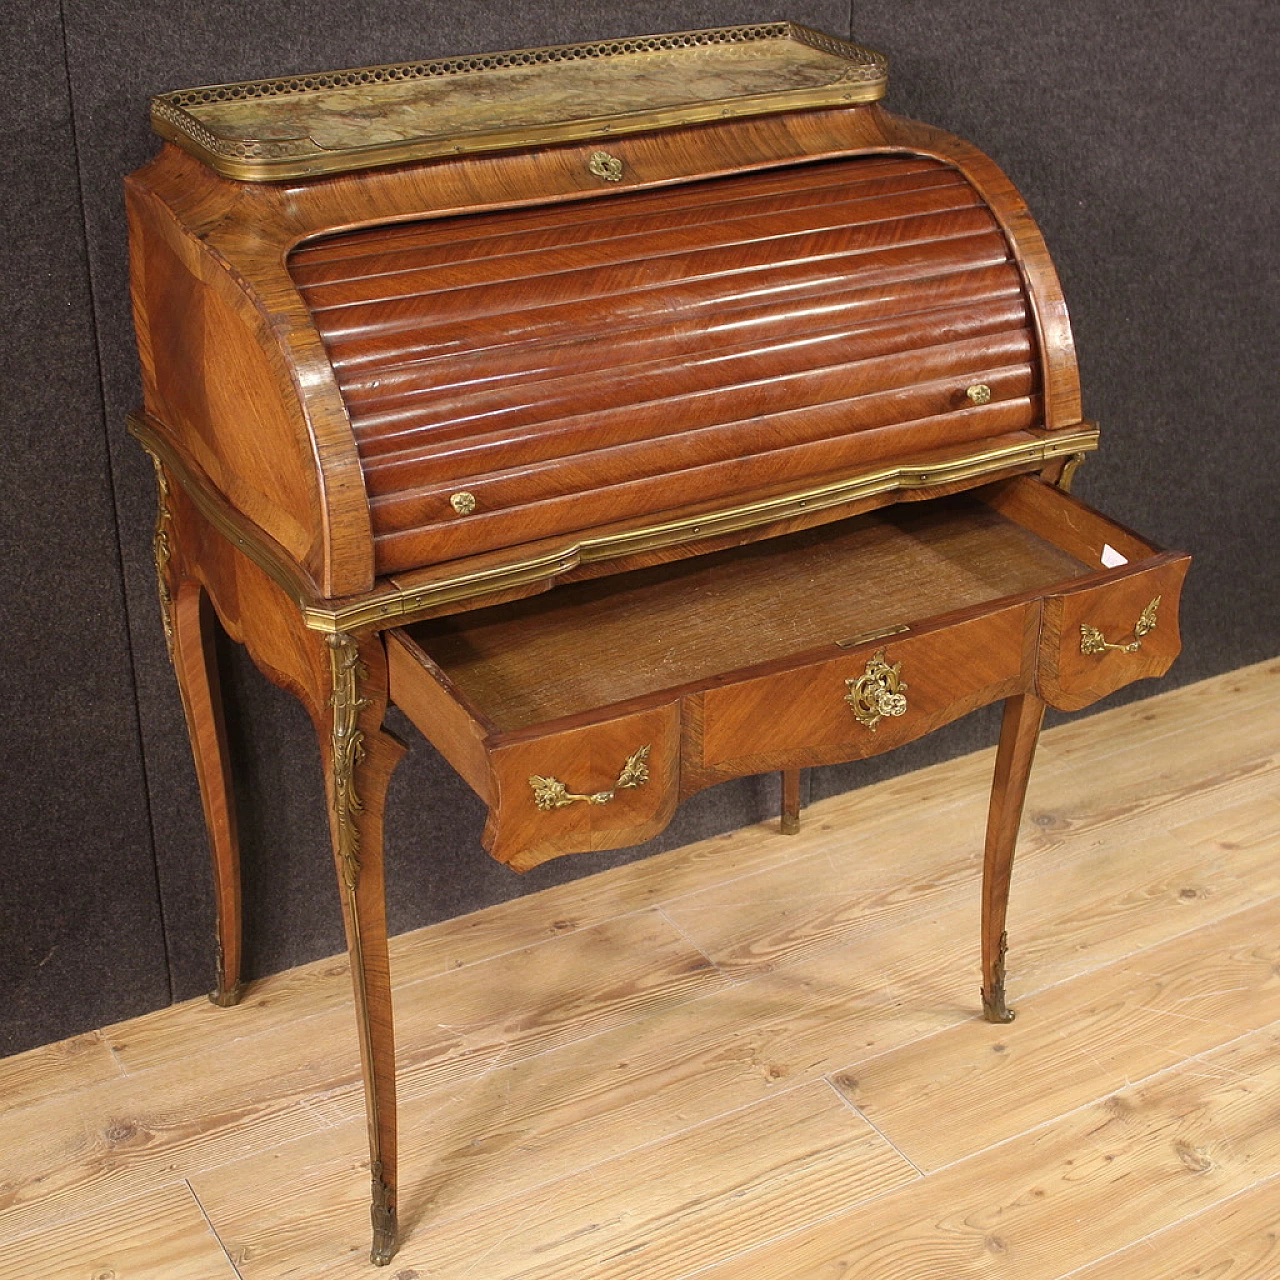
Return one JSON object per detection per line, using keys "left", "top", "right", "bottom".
{"left": 386, "top": 477, "right": 1188, "bottom": 870}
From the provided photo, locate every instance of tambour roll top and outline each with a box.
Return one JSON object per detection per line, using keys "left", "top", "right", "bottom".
{"left": 128, "top": 23, "right": 1088, "bottom": 607}
{"left": 291, "top": 155, "right": 1039, "bottom": 575}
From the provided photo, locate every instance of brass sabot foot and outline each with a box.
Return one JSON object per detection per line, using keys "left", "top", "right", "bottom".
{"left": 208, "top": 981, "right": 244, "bottom": 1008}
{"left": 981, "top": 987, "right": 1016, "bottom": 1024}
{"left": 370, "top": 1163, "right": 397, "bottom": 1265}
{"left": 982, "top": 930, "right": 1015, "bottom": 1022}
{"left": 370, "top": 1227, "right": 396, "bottom": 1267}
{"left": 780, "top": 814, "right": 801, "bottom": 835}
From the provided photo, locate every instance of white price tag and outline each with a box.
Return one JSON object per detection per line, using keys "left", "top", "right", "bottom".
{"left": 1100, "top": 543, "right": 1128, "bottom": 569}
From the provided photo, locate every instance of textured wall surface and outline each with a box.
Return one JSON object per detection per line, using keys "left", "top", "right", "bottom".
{"left": 1, "top": 1, "right": 1275, "bottom": 1055}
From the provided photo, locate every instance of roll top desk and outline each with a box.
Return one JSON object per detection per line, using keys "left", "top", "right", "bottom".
{"left": 127, "top": 23, "right": 1189, "bottom": 1265}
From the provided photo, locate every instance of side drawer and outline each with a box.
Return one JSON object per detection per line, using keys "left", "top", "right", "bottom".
{"left": 485, "top": 703, "right": 681, "bottom": 872}
{"left": 388, "top": 627, "right": 681, "bottom": 872}
{"left": 1037, "top": 555, "right": 1190, "bottom": 711}
{"left": 977, "top": 477, "right": 1191, "bottom": 712}
{"left": 697, "top": 602, "right": 1034, "bottom": 778}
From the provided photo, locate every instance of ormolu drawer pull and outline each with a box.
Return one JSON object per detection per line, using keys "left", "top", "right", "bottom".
{"left": 529, "top": 744, "right": 650, "bottom": 811}
{"left": 966, "top": 383, "right": 992, "bottom": 405}
{"left": 844, "top": 648, "right": 908, "bottom": 731}
{"left": 1080, "top": 596, "right": 1161, "bottom": 656}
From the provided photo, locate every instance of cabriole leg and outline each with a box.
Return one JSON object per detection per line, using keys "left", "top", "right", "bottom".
{"left": 151, "top": 453, "right": 244, "bottom": 1007}
{"left": 981, "top": 693, "right": 1045, "bottom": 1024}
{"left": 321, "top": 631, "right": 407, "bottom": 1266}
{"left": 172, "top": 583, "right": 245, "bottom": 1006}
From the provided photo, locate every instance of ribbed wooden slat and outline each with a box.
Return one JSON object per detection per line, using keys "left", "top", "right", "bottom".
{"left": 356, "top": 288, "right": 1028, "bottom": 459}
{"left": 289, "top": 154, "right": 1042, "bottom": 575}
{"left": 344, "top": 260, "right": 1024, "bottom": 431}
{"left": 298, "top": 181, "right": 978, "bottom": 306}
{"left": 374, "top": 399, "right": 1041, "bottom": 568}
{"left": 290, "top": 156, "right": 945, "bottom": 271}
{"left": 294, "top": 169, "right": 970, "bottom": 291}
{"left": 311, "top": 206, "right": 999, "bottom": 346}
{"left": 366, "top": 335, "right": 1035, "bottom": 519}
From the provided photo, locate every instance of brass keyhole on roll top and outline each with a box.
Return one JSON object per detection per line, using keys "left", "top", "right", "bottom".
{"left": 966, "top": 383, "right": 993, "bottom": 406}
{"left": 587, "top": 151, "right": 624, "bottom": 182}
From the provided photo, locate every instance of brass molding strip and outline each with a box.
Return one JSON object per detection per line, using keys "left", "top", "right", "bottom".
{"left": 128, "top": 411, "right": 1099, "bottom": 636}
{"left": 144, "top": 448, "right": 177, "bottom": 661}
{"left": 127, "top": 410, "right": 332, "bottom": 614}
{"left": 836, "top": 622, "right": 910, "bottom": 649}
{"left": 150, "top": 23, "right": 887, "bottom": 182}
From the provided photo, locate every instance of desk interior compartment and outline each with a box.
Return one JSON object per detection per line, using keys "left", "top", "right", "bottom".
{"left": 387, "top": 475, "right": 1187, "bottom": 869}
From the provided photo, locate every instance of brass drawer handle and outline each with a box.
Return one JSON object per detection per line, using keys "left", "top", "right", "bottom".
{"left": 529, "top": 744, "right": 651, "bottom": 811}
{"left": 844, "top": 648, "right": 908, "bottom": 731}
{"left": 966, "top": 383, "right": 992, "bottom": 405}
{"left": 588, "top": 150, "right": 624, "bottom": 182}
{"left": 1080, "top": 596, "right": 1161, "bottom": 656}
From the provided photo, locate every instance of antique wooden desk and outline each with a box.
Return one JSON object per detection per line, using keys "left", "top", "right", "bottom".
{"left": 126, "top": 23, "right": 1189, "bottom": 1265}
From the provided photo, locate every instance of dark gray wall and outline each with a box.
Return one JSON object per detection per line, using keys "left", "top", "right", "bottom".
{"left": 2, "top": 2, "right": 1275, "bottom": 1055}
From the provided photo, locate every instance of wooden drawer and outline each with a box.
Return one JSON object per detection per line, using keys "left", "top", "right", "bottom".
{"left": 384, "top": 635, "right": 681, "bottom": 872}
{"left": 696, "top": 603, "right": 1033, "bottom": 778}
{"left": 1039, "top": 563, "right": 1189, "bottom": 710}
{"left": 387, "top": 476, "right": 1188, "bottom": 869}
{"left": 980, "top": 480, "right": 1191, "bottom": 711}
{"left": 483, "top": 704, "right": 681, "bottom": 871}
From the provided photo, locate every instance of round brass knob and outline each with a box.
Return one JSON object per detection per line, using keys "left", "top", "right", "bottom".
{"left": 449, "top": 491, "right": 477, "bottom": 515}
{"left": 966, "top": 383, "right": 993, "bottom": 406}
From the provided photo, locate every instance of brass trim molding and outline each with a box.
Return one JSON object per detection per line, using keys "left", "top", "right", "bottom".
{"left": 150, "top": 23, "right": 887, "bottom": 182}
{"left": 327, "top": 633, "right": 371, "bottom": 892}
{"left": 1056, "top": 451, "right": 1087, "bottom": 492}
{"left": 323, "top": 629, "right": 394, "bottom": 1265}
{"left": 128, "top": 411, "right": 1100, "bottom": 636}
{"left": 369, "top": 1159, "right": 396, "bottom": 1266}
{"left": 836, "top": 622, "right": 910, "bottom": 650}
{"left": 146, "top": 450, "right": 176, "bottom": 661}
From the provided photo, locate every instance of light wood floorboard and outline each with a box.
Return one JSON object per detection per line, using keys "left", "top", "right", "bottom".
{"left": 2, "top": 658, "right": 1276, "bottom": 1279}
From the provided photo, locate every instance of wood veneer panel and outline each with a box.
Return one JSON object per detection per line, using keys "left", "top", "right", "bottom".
{"left": 404, "top": 494, "right": 1088, "bottom": 731}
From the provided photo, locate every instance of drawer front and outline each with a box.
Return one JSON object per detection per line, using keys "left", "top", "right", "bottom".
{"left": 697, "top": 603, "right": 1033, "bottom": 778}
{"left": 1037, "top": 552, "right": 1190, "bottom": 711}
{"left": 485, "top": 702, "right": 681, "bottom": 872}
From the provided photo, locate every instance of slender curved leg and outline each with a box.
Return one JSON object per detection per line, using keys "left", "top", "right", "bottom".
{"left": 320, "top": 631, "right": 407, "bottom": 1266}
{"left": 171, "top": 582, "right": 245, "bottom": 1006}
{"left": 151, "top": 453, "right": 244, "bottom": 1007}
{"left": 981, "top": 693, "right": 1045, "bottom": 1024}
{"left": 780, "top": 769, "right": 802, "bottom": 835}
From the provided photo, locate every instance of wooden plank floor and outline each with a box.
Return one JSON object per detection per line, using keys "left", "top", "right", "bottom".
{"left": 3, "top": 659, "right": 1278, "bottom": 1280}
